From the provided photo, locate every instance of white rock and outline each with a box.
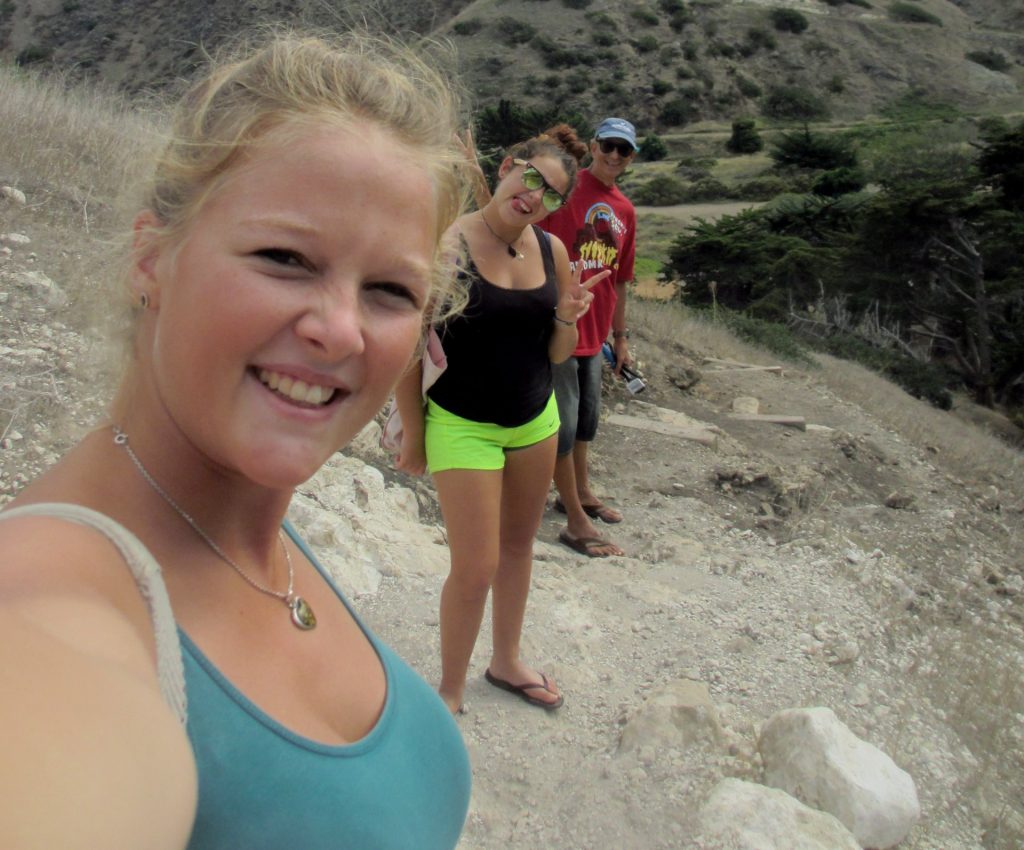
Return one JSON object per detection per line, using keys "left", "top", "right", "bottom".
{"left": 759, "top": 706, "right": 920, "bottom": 848}
{"left": 17, "top": 270, "right": 66, "bottom": 307}
{"left": 618, "top": 678, "right": 722, "bottom": 753}
{"left": 0, "top": 232, "right": 31, "bottom": 246}
{"left": 694, "top": 778, "right": 861, "bottom": 849}
{"left": 1, "top": 186, "right": 27, "bottom": 205}
{"left": 731, "top": 396, "right": 760, "bottom": 414}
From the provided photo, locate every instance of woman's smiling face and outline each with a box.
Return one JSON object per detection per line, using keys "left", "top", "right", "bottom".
{"left": 133, "top": 124, "right": 437, "bottom": 487}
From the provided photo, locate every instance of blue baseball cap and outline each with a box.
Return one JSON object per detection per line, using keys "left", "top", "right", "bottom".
{"left": 594, "top": 117, "right": 638, "bottom": 151}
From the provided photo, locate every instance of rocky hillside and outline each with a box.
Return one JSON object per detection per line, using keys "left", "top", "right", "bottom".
{"left": 2, "top": 0, "right": 1022, "bottom": 128}
{"left": 3, "top": 172, "right": 1024, "bottom": 846}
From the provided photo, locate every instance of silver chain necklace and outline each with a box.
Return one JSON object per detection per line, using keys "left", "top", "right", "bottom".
{"left": 113, "top": 427, "right": 317, "bottom": 630}
{"left": 479, "top": 210, "right": 525, "bottom": 260}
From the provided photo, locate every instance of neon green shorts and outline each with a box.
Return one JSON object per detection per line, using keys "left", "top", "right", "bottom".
{"left": 425, "top": 393, "right": 560, "bottom": 473}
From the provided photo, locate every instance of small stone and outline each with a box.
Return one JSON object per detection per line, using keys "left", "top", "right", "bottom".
{"left": 1, "top": 186, "right": 27, "bottom": 205}
{"left": 885, "top": 491, "right": 915, "bottom": 509}
{"left": 0, "top": 232, "right": 31, "bottom": 246}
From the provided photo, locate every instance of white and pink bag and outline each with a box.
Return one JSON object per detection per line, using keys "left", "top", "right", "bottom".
{"left": 380, "top": 327, "right": 447, "bottom": 453}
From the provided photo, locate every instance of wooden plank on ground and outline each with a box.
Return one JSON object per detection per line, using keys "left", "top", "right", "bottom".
{"left": 705, "top": 365, "right": 784, "bottom": 374}
{"left": 727, "top": 414, "right": 806, "bottom": 431}
{"left": 607, "top": 413, "right": 718, "bottom": 448}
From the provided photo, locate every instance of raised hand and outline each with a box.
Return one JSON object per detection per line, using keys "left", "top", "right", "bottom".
{"left": 556, "top": 267, "right": 609, "bottom": 325}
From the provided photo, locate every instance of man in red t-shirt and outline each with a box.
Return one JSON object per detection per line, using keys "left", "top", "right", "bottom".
{"left": 540, "top": 117, "right": 638, "bottom": 558}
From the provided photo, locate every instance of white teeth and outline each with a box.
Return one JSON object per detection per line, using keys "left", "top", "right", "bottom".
{"left": 259, "top": 369, "right": 280, "bottom": 390}
{"left": 258, "top": 369, "right": 333, "bottom": 405}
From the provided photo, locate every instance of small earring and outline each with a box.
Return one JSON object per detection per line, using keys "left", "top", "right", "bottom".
{"left": 139, "top": 292, "right": 150, "bottom": 309}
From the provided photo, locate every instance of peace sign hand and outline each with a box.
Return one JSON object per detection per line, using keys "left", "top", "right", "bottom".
{"left": 555, "top": 267, "right": 610, "bottom": 325}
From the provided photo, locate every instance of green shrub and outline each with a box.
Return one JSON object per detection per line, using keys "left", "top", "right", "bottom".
{"left": 652, "top": 78, "right": 673, "bottom": 96}
{"left": 826, "top": 74, "right": 845, "bottom": 94}
{"left": 631, "top": 7, "right": 660, "bottom": 25}
{"left": 762, "top": 85, "right": 830, "bottom": 121}
{"left": 812, "top": 166, "right": 866, "bottom": 196}
{"left": 658, "top": 0, "right": 686, "bottom": 11}
{"left": 976, "top": 115, "right": 1010, "bottom": 140}
{"left": 496, "top": 17, "right": 537, "bottom": 44}
{"left": 682, "top": 177, "right": 732, "bottom": 202}
{"left": 682, "top": 43, "right": 698, "bottom": 60}
{"left": 660, "top": 96, "right": 700, "bottom": 127}
{"left": 727, "top": 118, "right": 764, "bottom": 154}
{"left": 15, "top": 44, "right": 53, "bottom": 66}
{"left": 819, "top": 0, "right": 872, "bottom": 6}
{"left": 634, "top": 35, "right": 659, "bottom": 53}
{"left": 745, "top": 27, "right": 777, "bottom": 52}
{"left": 669, "top": 9, "right": 695, "bottom": 30}
{"left": 592, "top": 12, "right": 618, "bottom": 28}
{"left": 735, "top": 74, "right": 763, "bottom": 99}
{"left": 676, "top": 65, "right": 695, "bottom": 79}
{"left": 966, "top": 50, "right": 1010, "bottom": 73}
{"left": 771, "top": 127, "right": 857, "bottom": 170}
{"left": 717, "top": 311, "right": 815, "bottom": 363}
{"left": 561, "top": 0, "right": 593, "bottom": 7}
{"left": 732, "top": 176, "right": 792, "bottom": 200}
{"left": 888, "top": 2, "right": 942, "bottom": 25}
{"left": 770, "top": 8, "right": 810, "bottom": 33}
{"left": 567, "top": 70, "right": 591, "bottom": 94}
{"left": 593, "top": 31, "right": 617, "bottom": 46}
{"left": 532, "top": 35, "right": 580, "bottom": 68}
{"left": 805, "top": 331, "right": 953, "bottom": 407}
{"left": 880, "top": 90, "right": 959, "bottom": 122}
{"left": 638, "top": 134, "right": 669, "bottom": 161}
{"left": 707, "top": 41, "right": 738, "bottom": 59}
{"left": 675, "top": 157, "right": 714, "bottom": 180}
{"left": 632, "top": 174, "right": 689, "bottom": 205}
{"left": 452, "top": 19, "right": 483, "bottom": 36}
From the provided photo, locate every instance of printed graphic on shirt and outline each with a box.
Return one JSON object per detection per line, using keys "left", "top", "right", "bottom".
{"left": 571, "top": 202, "right": 625, "bottom": 272}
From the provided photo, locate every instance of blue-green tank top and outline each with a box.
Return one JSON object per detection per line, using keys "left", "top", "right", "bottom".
{"left": 181, "top": 524, "right": 471, "bottom": 849}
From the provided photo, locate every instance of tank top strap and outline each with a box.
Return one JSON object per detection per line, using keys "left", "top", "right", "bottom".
{"left": 533, "top": 224, "right": 557, "bottom": 285}
{"left": 0, "top": 502, "right": 187, "bottom": 724}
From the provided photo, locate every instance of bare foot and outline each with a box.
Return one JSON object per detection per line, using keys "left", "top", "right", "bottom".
{"left": 439, "top": 689, "right": 464, "bottom": 716}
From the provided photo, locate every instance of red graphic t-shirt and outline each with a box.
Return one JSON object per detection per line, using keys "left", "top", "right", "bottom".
{"left": 541, "top": 168, "right": 636, "bottom": 356}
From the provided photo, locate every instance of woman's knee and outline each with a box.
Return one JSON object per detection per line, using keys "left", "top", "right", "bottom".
{"left": 444, "top": 562, "right": 496, "bottom": 601}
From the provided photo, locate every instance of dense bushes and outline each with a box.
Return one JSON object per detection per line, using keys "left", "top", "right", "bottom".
{"left": 966, "top": 50, "right": 1010, "bottom": 72}
{"left": 771, "top": 127, "right": 857, "bottom": 170}
{"left": 632, "top": 174, "right": 688, "bottom": 205}
{"left": 770, "top": 8, "right": 809, "bottom": 33}
{"left": 451, "top": 19, "right": 483, "bottom": 36}
{"left": 660, "top": 96, "right": 700, "bottom": 127}
{"left": 496, "top": 17, "right": 536, "bottom": 44}
{"left": 727, "top": 118, "right": 764, "bottom": 154}
{"left": 762, "top": 85, "right": 830, "bottom": 121}
{"left": 888, "top": 2, "right": 942, "bottom": 25}
{"left": 638, "top": 134, "right": 669, "bottom": 161}
{"left": 812, "top": 166, "right": 866, "bottom": 197}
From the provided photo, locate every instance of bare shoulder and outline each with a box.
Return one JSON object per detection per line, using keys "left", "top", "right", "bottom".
{"left": 0, "top": 509, "right": 159, "bottom": 676}
{"left": 0, "top": 512, "right": 197, "bottom": 847}
{"left": 0, "top": 606, "right": 197, "bottom": 848}
{"left": 546, "top": 230, "right": 570, "bottom": 261}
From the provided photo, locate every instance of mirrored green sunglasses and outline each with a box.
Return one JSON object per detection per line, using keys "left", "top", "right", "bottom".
{"left": 513, "top": 158, "right": 566, "bottom": 212}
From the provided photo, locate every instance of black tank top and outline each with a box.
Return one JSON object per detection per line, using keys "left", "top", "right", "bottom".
{"left": 429, "top": 226, "right": 559, "bottom": 427}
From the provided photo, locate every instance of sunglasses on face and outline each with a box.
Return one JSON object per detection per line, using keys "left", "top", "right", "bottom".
{"left": 598, "top": 139, "right": 635, "bottom": 158}
{"left": 512, "top": 158, "right": 566, "bottom": 212}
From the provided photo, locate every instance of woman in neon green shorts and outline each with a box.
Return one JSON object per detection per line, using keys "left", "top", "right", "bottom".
{"left": 395, "top": 126, "right": 607, "bottom": 714}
